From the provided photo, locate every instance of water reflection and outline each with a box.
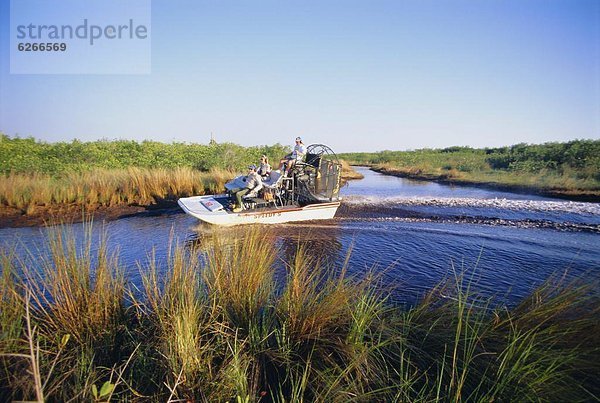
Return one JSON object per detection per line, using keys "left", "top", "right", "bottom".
{"left": 276, "top": 223, "right": 344, "bottom": 268}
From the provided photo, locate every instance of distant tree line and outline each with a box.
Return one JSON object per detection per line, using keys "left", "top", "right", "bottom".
{"left": 483, "top": 140, "right": 600, "bottom": 173}
{"left": 0, "top": 134, "right": 289, "bottom": 175}
{"left": 340, "top": 139, "right": 600, "bottom": 179}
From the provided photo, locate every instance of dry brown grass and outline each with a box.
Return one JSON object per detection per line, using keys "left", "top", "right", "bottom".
{"left": 0, "top": 167, "right": 233, "bottom": 213}
{"left": 373, "top": 163, "right": 600, "bottom": 197}
{"left": 340, "top": 160, "right": 364, "bottom": 181}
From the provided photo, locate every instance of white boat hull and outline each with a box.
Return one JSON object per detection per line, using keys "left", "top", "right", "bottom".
{"left": 178, "top": 195, "right": 340, "bottom": 226}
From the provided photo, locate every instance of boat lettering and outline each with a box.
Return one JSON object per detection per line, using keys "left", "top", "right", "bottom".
{"left": 254, "top": 212, "right": 282, "bottom": 219}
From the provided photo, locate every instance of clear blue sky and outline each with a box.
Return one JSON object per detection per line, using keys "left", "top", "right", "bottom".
{"left": 1, "top": 0, "right": 599, "bottom": 152}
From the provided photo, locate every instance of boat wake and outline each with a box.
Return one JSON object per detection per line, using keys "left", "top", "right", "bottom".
{"left": 339, "top": 196, "right": 600, "bottom": 233}
{"left": 343, "top": 195, "right": 600, "bottom": 215}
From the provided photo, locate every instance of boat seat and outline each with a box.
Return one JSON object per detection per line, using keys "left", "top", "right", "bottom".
{"left": 262, "top": 171, "right": 283, "bottom": 189}
{"left": 239, "top": 172, "right": 285, "bottom": 207}
{"left": 261, "top": 171, "right": 287, "bottom": 206}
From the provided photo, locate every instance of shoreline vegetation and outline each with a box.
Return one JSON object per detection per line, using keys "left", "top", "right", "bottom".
{"left": 1, "top": 224, "right": 598, "bottom": 401}
{"left": 0, "top": 167, "right": 232, "bottom": 228}
{"left": 340, "top": 139, "right": 600, "bottom": 202}
{"left": 2, "top": 136, "right": 598, "bottom": 227}
{"left": 0, "top": 135, "right": 362, "bottom": 227}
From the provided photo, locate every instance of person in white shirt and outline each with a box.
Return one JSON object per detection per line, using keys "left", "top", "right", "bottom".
{"left": 230, "top": 164, "right": 262, "bottom": 212}
{"left": 279, "top": 137, "right": 306, "bottom": 173}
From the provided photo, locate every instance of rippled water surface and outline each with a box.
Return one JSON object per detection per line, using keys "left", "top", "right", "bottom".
{"left": 2, "top": 167, "right": 599, "bottom": 305}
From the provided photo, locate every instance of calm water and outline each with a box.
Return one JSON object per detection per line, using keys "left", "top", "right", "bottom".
{"left": 2, "top": 167, "right": 599, "bottom": 305}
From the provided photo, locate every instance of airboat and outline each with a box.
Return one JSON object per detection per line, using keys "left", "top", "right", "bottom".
{"left": 178, "top": 144, "right": 342, "bottom": 226}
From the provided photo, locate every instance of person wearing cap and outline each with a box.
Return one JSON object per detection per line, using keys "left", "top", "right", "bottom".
{"left": 230, "top": 164, "right": 262, "bottom": 212}
{"left": 279, "top": 137, "right": 306, "bottom": 173}
{"left": 257, "top": 155, "right": 271, "bottom": 178}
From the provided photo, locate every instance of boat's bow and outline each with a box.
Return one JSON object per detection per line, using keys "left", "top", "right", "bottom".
{"left": 177, "top": 195, "right": 230, "bottom": 224}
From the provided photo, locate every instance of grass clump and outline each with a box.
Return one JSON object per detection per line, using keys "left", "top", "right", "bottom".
{"left": 0, "top": 166, "right": 233, "bottom": 214}
{"left": 0, "top": 222, "right": 129, "bottom": 401}
{"left": 139, "top": 240, "right": 219, "bottom": 398}
{"left": 339, "top": 160, "right": 364, "bottom": 181}
{"left": 0, "top": 223, "right": 599, "bottom": 401}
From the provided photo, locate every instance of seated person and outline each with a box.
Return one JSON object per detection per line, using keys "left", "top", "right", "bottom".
{"left": 279, "top": 136, "right": 306, "bottom": 174}
{"left": 257, "top": 155, "right": 271, "bottom": 178}
{"left": 230, "top": 164, "right": 262, "bottom": 212}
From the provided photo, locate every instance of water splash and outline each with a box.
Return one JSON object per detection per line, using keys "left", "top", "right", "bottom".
{"left": 343, "top": 195, "right": 600, "bottom": 215}
{"left": 339, "top": 196, "right": 600, "bottom": 233}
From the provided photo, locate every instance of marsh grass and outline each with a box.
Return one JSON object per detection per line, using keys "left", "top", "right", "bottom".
{"left": 0, "top": 134, "right": 291, "bottom": 215}
{"left": 0, "top": 223, "right": 598, "bottom": 401}
{"left": 339, "top": 160, "right": 364, "bottom": 181}
{"left": 0, "top": 166, "right": 233, "bottom": 213}
{"left": 340, "top": 141, "right": 600, "bottom": 196}
{"left": 140, "top": 241, "right": 220, "bottom": 398}
{"left": 0, "top": 221, "right": 130, "bottom": 401}
{"left": 0, "top": 162, "right": 362, "bottom": 216}
{"left": 373, "top": 162, "right": 600, "bottom": 195}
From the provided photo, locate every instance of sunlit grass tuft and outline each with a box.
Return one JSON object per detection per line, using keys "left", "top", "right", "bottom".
{"left": 339, "top": 160, "right": 364, "bottom": 181}
{"left": 0, "top": 167, "right": 234, "bottom": 214}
